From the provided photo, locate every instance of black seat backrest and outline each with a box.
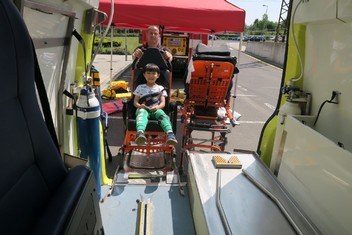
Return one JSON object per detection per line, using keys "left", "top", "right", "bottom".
{"left": 193, "top": 43, "right": 239, "bottom": 75}
{"left": 0, "top": 1, "right": 67, "bottom": 228}
{"left": 134, "top": 47, "right": 170, "bottom": 70}
{"left": 196, "top": 42, "right": 231, "bottom": 56}
{"left": 0, "top": 1, "right": 102, "bottom": 234}
{"left": 128, "top": 48, "right": 171, "bottom": 118}
{"left": 193, "top": 54, "right": 237, "bottom": 66}
{"left": 194, "top": 43, "right": 237, "bottom": 67}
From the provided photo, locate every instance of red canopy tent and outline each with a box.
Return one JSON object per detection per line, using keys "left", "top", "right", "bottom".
{"left": 98, "top": 0, "right": 245, "bottom": 33}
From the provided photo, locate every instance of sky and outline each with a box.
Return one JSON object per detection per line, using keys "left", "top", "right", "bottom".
{"left": 229, "top": 0, "right": 283, "bottom": 25}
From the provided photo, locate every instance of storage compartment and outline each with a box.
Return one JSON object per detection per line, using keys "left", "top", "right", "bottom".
{"left": 293, "top": 0, "right": 338, "bottom": 24}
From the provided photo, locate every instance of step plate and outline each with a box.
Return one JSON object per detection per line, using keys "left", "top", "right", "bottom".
{"left": 212, "top": 155, "right": 242, "bottom": 169}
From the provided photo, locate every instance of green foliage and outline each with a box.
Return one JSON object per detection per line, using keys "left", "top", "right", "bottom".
{"left": 93, "top": 36, "right": 140, "bottom": 55}
{"left": 245, "top": 14, "right": 281, "bottom": 36}
{"left": 99, "top": 47, "right": 127, "bottom": 55}
{"left": 94, "top": 38, "right": 122, "bottom": 48}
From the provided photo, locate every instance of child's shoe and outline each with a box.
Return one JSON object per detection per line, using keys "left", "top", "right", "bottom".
{"left": 135, "top": 131, "right": 146, "bottom": 146}
{"left": 166, "top": 132, "right": 178, "bottom": 146}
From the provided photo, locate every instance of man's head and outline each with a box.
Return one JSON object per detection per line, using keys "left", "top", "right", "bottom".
{"left": 146, "top": 25, "right": 160, "bottom": 47}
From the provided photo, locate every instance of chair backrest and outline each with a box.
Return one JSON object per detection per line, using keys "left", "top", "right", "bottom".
{"left": 0, "top": 2, "right": 103, "bottom": 234}
{"left": 132, "top": 48, "right": 171, "bottom": 92}
{"left": 134, "top": 47, "right": 170, "bottom": 71}
{"left": 0, "top": 0, "right": 69, "bottom": 231}
{"left": 189, "top": 60, "right": 234, "bottom": 107}
{"left": 129, "top": 48, "right": 172, "bottom": 117}
{"left": 187, "top": 43, "right": 237, "bottom": 108}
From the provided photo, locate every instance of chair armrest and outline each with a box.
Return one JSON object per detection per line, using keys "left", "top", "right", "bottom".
{"left": 122, "top": 98, "right": 131, "bottom": 128}
{"left": 32, "top": 166, "right": 103, "bottom": 235}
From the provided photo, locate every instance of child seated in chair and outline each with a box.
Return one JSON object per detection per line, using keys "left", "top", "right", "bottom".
{"left": 133, "top": 63, "right": 178, "bottom": 146}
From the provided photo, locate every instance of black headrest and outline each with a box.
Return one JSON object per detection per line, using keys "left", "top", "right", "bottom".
{"left": 135, "top": 48, "right": 169, "bottom": 70}
{"left": 195, "top": 43, "right": 231, "bottom": 56}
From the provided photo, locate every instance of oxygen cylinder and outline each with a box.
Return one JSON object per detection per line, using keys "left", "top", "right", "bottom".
{"left": 76, "top": 86, "right": 101, "bottom": 198}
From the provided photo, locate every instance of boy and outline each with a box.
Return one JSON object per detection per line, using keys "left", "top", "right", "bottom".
{"left": 133, "top": 63, "right": 177, "bottom": 146}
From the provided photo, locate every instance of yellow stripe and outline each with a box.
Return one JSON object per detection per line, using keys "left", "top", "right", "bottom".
{"left": 100, "top": 123, "right": 111, "bottom": 185}
{"left": 138, "top": 201, "right": 145, "bottom": 235}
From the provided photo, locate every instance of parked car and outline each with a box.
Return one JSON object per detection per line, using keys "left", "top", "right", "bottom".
{"left": 231, "top": 35, "right": 249, "bottom": 41}
{"left": 249, "top": 36, "right": 265, "bottom": 42}
{"left": 231, "top": 36, "right": 240, "bottom": 41}
{"left": 243, "top": 35, "right": 250, "bottom": 41}
{"left": 265, "top": 35, "right": 275, "bottom": 41}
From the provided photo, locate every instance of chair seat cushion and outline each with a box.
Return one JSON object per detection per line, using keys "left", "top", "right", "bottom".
{"left": 32, "top": 165, "right": 90, "bottom": 235}
{"left": 194, "top": 106, "right": 218, "bottom": 116}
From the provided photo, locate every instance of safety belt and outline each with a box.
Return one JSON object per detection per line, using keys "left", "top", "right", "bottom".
{"left": 32, "top": 42, "right": 60, "bottom": 151}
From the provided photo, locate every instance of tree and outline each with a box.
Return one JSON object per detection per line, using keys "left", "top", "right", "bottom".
{"left": 246, "top": 16, "right": 278, "bottom": 36}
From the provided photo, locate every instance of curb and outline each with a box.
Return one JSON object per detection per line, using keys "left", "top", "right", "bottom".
{"left": 113, "top": 63, "right": 132, "bottom": 81}
{"left": 101, "top": 63, "right": 132, "bottom": 90}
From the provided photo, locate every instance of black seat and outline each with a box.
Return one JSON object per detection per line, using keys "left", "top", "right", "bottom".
{"left": 123, "top": 48, "right": 176, "bottom": 133}
{"left": 193, "top": 42, "right": 238, "bottom": 69}
{"left": 0, "top": 1, "right": 103, "bottom": 234}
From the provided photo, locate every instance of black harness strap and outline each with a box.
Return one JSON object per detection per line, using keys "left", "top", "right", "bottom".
{"left": 32, "top": 42, "right": 60, "bottom": 151}
{"left": 138, "top": 89, "right": 166, "bottom": 107}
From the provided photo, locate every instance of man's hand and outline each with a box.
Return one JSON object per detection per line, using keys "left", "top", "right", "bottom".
{"left": 162, "top": 50, "right": 173, "bottom": 61}
{"left": 132, "top": 48, "right": 143, "bottom": 60}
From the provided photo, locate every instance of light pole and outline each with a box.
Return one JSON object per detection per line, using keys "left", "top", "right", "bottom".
{"left": 262, "top": 4, "right": 268, "bottom": 37}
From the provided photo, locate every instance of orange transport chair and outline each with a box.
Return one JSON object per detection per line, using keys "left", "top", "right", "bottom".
{"left": 181, "top": 43, "right": 239, "bottom": 155}
{"left": 118, "top": 48, "right": 178, "bottom": 170}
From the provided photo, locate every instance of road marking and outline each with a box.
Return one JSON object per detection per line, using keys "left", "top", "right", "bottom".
{"left": 107, "top": 115, "right": 123, "bottom": 119}
{"left": 236, "top": 94, "right": 256, "bottom": 97}
{"left": 238, "top": 121, "right": 266, "bottom": 124}
{"left": 264, "top": 103, "right": 276, "bottom": 110}
{"left": 237, "top": 85, "right": 248, "bottom": 91}
{"left": 107, "top": 116, "right": 184, "bottom": 122}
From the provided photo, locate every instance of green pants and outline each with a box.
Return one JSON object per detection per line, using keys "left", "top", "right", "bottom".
{"left": 135, "top": 108, "right": 172, "bottom": 133}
